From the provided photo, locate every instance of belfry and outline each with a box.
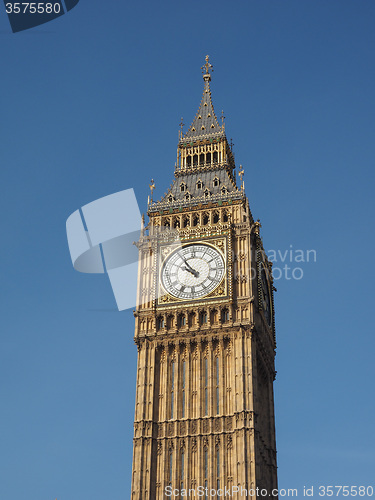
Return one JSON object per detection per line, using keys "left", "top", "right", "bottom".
{"left": 131, "top": 56, "right": 278, "bottom": 499}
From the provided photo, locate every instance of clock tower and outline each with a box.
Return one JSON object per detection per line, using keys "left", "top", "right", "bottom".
{"left": 131, "top": 57, "right": 278, "bottom": 499}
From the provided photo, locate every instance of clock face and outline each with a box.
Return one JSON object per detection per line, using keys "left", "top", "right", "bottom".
{"left": 161, "top": 243, "right": 225, "bottom": 300}
{"left": 261, "top": 264, "right": 272, "bottom": 327}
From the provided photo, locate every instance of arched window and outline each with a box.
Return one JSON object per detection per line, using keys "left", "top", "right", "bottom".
{"left": 213, "top": 212, "right": 219, "bottom": 224}
{"left": 157, "top": 317, "right": 165, "bottom": 329}
{"left": 193, "top": 215, "right": 199, "bottom": 226}
{"left": 213, "top": 177, "right": 220, "bottom": 187}
{"left": 222, "top": 308, "right": 229, "bottom": 323}
{"left": 180, "top": 449, "right": 185, "bottom": 492}
{"left": 180, "top": 183, "right": 186, "bottom": 192}
{"left": 193, "top": 154, "right": 198, "bottom": 166}
{"left": 204, "top": 358, "right": 208, "bottom": 416}
{"left": 200, "top": 311, "right": 208, "bottom": 324}
{"left": 186, "top": 156, "right": 191, "bottom": 167}
{"left": 178, "top": 315, "right": 186, "bottom": 327}
{"left": 170, "top": 361, "right": 175, "bottom": 419}
{"left": 216, "top": 356, "right": 220, "bottom": 415}
{"left": 216, "top": 447, "right": 220, "bottom": 490}
{"left": 181, "top": 360, "right": 186, "bottom": 418}
{"left": 169, "top": 449, "right": 173, "bottom": 486}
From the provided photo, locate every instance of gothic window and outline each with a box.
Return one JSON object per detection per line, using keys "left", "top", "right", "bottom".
{"left": 193, "top": 215, "right": 199, "bottom": 226}
{"left": 204, "top": 446, "right": 208, "bottom": 496}
{"left": 170, "top": 361, "right": 175, "bottom": 419}
{"left": 193, "top": 154, "right": 198, "bottom": 166}
{"left": 215, "top": 356, "right": 220, "bottom": 415}
{"left": 157, "top": 317, "right": 165, "bottom": 329}
{"left": 210, "top": 309, "right": 218, "bottom": 324}
{"left": 185, "top": 192, "right": 192, "bottom": 201}
{"left": 167, "top": 315, "right": 174, "bottom": 329}
{"left": 213, "top": 177, "right": 220, "bottom": 187}
{"left": 204, "top": 189, "right": 211, "bottom": 199}
{"left": 178, "top": 314, "right": 186, "bottom": 327}
{"left": 200, "top": 311, "right": 207, "bottom": 325}
{"left": 169, "top": 449, "right": 173, "bottom": 486}
{"left": 213, "top": 212, "right": 219, "bottom": 224}
{"left": 206, "top": 152, "right": 211, "bottom": 164}
{"left": 180, "top": 183, "right": 186, "bottom": 192}
{"left": 221, "top": 186, "right": 227, "bottom": 195}
{"left": 203, "top": 213, "right": 209, "bottom": 225}
{"left": 182, "top": 360, "right": 186, "bottom": 418}
{"left": 186, "top": 156, "right": 191, "bottom": 168}
{"left": 223, "top": 211, "right": 229, "bottom": 223}
{"left": 199, "top": 153, "right": 205, "bottom": 165}
{"left": 168, "top": 194, "right": 175, "bottom": 203}
{"left": 164, "top": 218, "right": 171, "bottom": 227}
{"left": 180, "top": 449, "right": 185, "bottom": 492}
{"left": 213, "top": 151, "right": 218, "bottom": 163}
{"left": 204, "top": 357, "right": 208, "bottom": 416}
{"left": 216, "top": 447, "right": 220, "bottom": 490}
{"left": 222, "top": 308, "right": 229, "bottom": 323}
{"left": 196, "top": 179, "right": 203, "bottom": 190}
{"left": 183, "top": 215, "right": 190, "bottom": 227}
{"left": 189, "top": 312, "right": 196, "bottom": 327}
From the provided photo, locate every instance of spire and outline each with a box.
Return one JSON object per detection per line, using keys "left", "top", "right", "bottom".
{"left": 182, "top": 56, "right": 224, "bottom": 141}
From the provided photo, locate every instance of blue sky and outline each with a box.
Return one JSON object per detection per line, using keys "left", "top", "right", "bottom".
{"left": 0, "top": 1, "right": 374, "bottom": 499}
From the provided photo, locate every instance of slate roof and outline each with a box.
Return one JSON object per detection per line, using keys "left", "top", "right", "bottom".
{"left": 149, "top": 167, "right": 243, "bottom": 212}
{"left": 182, "top": 76, "right": 224, "bottom": 141}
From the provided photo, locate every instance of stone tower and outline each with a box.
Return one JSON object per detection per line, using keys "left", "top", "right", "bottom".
{"left": 131, "top": 57, "right": 278, "bottom": 499}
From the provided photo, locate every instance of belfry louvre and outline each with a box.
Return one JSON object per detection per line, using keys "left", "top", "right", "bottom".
{"left": 131, "top": 57, "right": 278, "bottom": 499}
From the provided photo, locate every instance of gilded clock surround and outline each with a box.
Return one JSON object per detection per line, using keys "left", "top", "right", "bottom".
{"left": 131, "top": 58, "right": 277, "bottom": 499}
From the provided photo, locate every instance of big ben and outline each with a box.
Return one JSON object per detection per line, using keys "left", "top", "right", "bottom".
{"left": 131, "top": 57, "right": 278, "bottom": 499}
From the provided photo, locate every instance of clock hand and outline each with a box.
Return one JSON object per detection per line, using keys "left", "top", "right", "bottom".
{"left": 181, "top": 265, "right": 199, "bottom": 278}
{"left": 177, "top": 253, "right": 200, "bottom": 277}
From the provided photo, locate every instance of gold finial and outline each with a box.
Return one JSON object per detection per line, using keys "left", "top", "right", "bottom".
{"left": 149, "top": 179, "right": 155, "bottom": 203}
{"left": 254, "top": 219, "right": 261, "bottom": 235}
{"left": 201, "top": 55, "right": 213, "bottom": 81}
{"left": 220, "top": 109, "right": 225, "bottom": 129}
{"left": 239, "top": 165, "right": 245, "bottom": 191}
{"left": 179, "top": 117, "right": 184, "bottom": 139}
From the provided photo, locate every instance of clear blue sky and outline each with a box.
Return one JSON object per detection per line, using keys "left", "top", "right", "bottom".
{"left": 1, "top": 1, "right": 374, "bottom": 499}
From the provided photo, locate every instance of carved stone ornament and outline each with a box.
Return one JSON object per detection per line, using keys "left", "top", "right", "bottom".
{"left": 203, "top": 420, "right": 209, "bottom": 433}
{"left": 191, "top": 438, "right": 197, "bottom": 452}
{"left": 159, "top": 294, "right": 178, "bottom": 304}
